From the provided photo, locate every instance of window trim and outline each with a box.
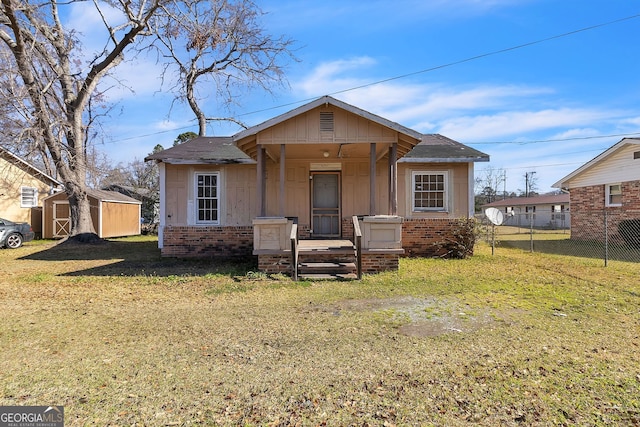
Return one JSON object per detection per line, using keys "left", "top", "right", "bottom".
{"left": 194, "top": 172, "right": 221, "bottom": 225}
{"left": 605, "top": 183, "right": 622, "bottom": 207}
{"left": 20, "top": 186, "right": 38, "bottom": 208}
{"left": 411, "top": 170, "right": 449, "bottom": 212}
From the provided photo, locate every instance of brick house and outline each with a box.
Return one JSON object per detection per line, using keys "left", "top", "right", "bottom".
{"left": 146, "top": 96, "right": 489, "bottom": 277}
{"left": 553, "top": 138, "right": 640, "bottom": 244}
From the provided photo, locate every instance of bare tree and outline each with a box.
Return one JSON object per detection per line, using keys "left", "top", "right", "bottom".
{"left": 475, "top": 166, "right": 507, "bottom": 205}
{"left": 153, "top": 0, "right": 296, "bottom": 136}
{"left": 0, "top": 0, "right": 164, "bottom": 240}
{"left": 1, "top": 0, "right": 294, "bottom": 240}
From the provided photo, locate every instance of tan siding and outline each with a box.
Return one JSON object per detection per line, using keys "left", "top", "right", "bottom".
{"left": 224, "top": 165, "right": 257, "bottom": 225}
{"left": 164, "top": 165, "right": 190, "bottom": 226}
{"left": 568, "top": 145, "right": 640, "bottom": 188}
{"left": 258, "top": 105, "right": 398, "bottom": 145}
{"left": 398, "top": 163, "right": 470, "bottom": 218}
{"left": 101, "top": 201, "right": 140, "bottom": 237}
{"left": 165, "top": 164, "right": 257, "bottom": 227}
{"left": 0, "top": 156, "right": 55, "bottom": 224}
{"left": 42, "top": 192, "right": 68, "bottom": 238}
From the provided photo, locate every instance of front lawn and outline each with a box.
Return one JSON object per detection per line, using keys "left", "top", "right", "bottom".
{"left": 1, "top": 236, "right": 638, "bottom": 425}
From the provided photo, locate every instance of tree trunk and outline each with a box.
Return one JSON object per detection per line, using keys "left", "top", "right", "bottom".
{"left": 67, "top": 189, "right": 99, "bottom": 242}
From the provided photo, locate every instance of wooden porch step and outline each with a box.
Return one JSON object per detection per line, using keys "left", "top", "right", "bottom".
{"left": 298, "top": 261, "right": 357, "bottom": 280}
{"left": 298, "top": 273, "right": 358, "bottom": 281}
{"left": 299, "top": 261, "right": 356, "bottom": 272}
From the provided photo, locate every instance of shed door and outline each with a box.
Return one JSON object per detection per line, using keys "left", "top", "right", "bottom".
{"left": 53, "top": 202, "right": 70, "bottom": 237}
{"left": 311, "top": 172, "right": 340, "bottom": 237}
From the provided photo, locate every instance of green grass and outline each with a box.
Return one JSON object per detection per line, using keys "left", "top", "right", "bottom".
{"left": 1, "top": 236, "right": 639, "bottom": 426}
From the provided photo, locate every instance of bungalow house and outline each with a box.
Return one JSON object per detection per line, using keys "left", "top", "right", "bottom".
{"left": 146, "top": 96, "right": 489, "bottom": 277}
{"left": 553, "top": 137, "right": 640, "bottom": 245}
{"left": 482, "top": 193, "right": 570, "bottom": 229}
{"left": 0, "top": 146, "right": 63, "bottom": 236}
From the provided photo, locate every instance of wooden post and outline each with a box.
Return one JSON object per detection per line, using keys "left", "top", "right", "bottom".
{"left": 257, "top": 144, "right": 266, "bottom": 217}
{"left": 279, "top": 144, "right": 285, "bottom": 217}
{"left": 389, "top": 143, "right": 398, "bottom": 215}
{"left": 370, "top": 143, "right": 376, "bottom": 215}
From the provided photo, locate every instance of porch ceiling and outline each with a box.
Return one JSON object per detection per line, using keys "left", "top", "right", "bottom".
{"left": 236, "top": 135, "right": 418, "bottom": 162}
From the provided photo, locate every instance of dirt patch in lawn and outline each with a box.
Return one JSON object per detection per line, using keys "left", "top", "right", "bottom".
{"left": 332, "top": 296, "right": 506, "bottom": 337}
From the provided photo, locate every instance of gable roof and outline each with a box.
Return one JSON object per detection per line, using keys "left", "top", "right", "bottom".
{"left": 0, "top": 146, "right": 62, "bottom": 187}
{"left": 145, "top": 137, "right": 254, "bottom": 164}
{"left": 483, "top": 193, "right": 569, "bottom": 208}
{"left": 145, "top": 97, "right": 489, "bottom": 165}
{"left": 233, "top": 95, "right": 424, "bottom": 142}
{"left": 552, "top": 137, "right": 640, "bottom": 188}
{"left": 400, "top": 134, "right": 489, "bottom": 163}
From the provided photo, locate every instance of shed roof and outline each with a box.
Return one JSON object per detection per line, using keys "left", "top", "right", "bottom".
{"left": 44, "top": 189, "right": 141, "bottom": 204}
{"left": 400, "top": 134, "right": 489, "bottom": 163}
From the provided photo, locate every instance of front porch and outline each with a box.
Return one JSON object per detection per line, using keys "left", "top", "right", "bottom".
{"left": 253, "top": 215, "right": 404, "bottom": 279}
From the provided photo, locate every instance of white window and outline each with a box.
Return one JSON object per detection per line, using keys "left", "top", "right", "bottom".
{"left": 195, "top": 173, "right": 220, "bottom": 224}
{"left": 20, "top": 186, "right": 38, "bottom": 208}
{"left": 551, "top": 205, "right": 565, "bottom": 221}
{"left": 606, "top": 183, "right": 622, "bottom": 207}
{"left": 412, "top": 171, "right": 448, "bottom": 212}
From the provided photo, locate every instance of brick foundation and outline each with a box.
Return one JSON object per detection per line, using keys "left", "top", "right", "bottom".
{"left": 162, "top": 225, "right": 254, "bottom": 258}
{"left": 258, "top": 254, "right": 292, "bottom": 274}
{"left": 361, "top": 252, "right": 400, "bottom": 273}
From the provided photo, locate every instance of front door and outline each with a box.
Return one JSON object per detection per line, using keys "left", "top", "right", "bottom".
{"left": 311, "top": 172, "right": 341, "bottom": 237}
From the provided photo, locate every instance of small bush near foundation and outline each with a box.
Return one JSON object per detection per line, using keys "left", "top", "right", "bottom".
{"left": 618, "top": 219, "right": 640, "bottom": 248}
{"left": 432, "top": 218, "right": 477, "bottom": 259}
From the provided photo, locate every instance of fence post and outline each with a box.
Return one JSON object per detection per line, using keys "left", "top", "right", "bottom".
{"left": 604, "top": 209, "right": 608, "bottom": 267}
{"left": 529, "top": 207, "right": 534, "bottom": 253}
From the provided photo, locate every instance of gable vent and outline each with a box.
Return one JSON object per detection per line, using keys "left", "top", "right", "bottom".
{"left": 320, "top": 112, "right": 334, "bottom": 132}
{"left": 634, "top": 151, "right": 640, "bottom": 160}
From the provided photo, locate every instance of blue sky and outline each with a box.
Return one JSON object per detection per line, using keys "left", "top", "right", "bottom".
{"left": 91, "top": 0, "right": 640, "bottom": 194}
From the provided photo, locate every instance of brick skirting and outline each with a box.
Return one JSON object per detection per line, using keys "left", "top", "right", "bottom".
{"left": 162, "top": 225, "right": 254, "bottom": 258}
{"left": 161, "top": 218, "right": 474, "bottom": 270}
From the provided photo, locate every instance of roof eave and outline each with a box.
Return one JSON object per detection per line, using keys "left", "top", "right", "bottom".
{"left": 159, "top": 158, "right": 256, "bottom": 165}
{"left": 399, "top": 156, "right": 490, "bottom": 163}
{"left": 552, "top": 137, "right": 640, "bottom": 188}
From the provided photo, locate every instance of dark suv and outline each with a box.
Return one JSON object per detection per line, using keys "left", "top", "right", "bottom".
{"left": 0, "top": 218, "right": 35, "bottom": 248}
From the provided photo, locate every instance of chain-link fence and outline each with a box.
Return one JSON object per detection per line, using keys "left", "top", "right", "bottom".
{"left": 478, "top": 210, "right": 640, "bottom": 266}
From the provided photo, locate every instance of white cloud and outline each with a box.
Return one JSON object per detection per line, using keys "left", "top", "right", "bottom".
{"left": 438, "top": 108, "right": 615, "bottom": 141}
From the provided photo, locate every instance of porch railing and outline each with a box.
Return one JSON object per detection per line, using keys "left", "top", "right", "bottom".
{"left": 290, "top": 222, "right": 298, "bottom": 280}
{"left": 352, "top": 215, "right": 362, "bottom": 279}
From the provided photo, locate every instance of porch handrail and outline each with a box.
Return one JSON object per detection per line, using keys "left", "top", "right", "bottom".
{"left": 290, "top": 223, "right": 298, "bottom": 280}
{"left": 352, "top": 216, "right": 362, "bottom": 279}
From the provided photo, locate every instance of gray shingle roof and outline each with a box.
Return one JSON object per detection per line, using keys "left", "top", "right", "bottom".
{"left": 145, "top": 137, "right": 254, "bottom": 164}
{"left": 401, "top": 134, "right": 489, "bottom": 163}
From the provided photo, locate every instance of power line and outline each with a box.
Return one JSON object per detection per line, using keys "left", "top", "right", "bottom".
{"left": 465, "top": 132, "right": 640, "bottom": 145}
{"left": 107, "top": 12, "right": 640, "bottom": 145}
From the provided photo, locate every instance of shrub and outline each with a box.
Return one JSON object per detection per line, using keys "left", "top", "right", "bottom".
{"left": 618, "top": 219, "right": 640, "bottom": 248}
